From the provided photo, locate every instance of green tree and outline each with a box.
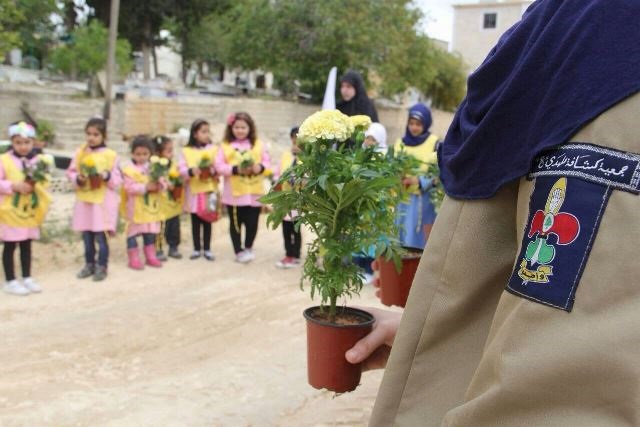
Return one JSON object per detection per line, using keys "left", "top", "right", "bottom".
{"left": 422, "top": 50, "right": 467, "bottom": 111}
{"left": 211, "top": 0, "right": 449, "bottom": 100}
{"left": 0, "top": 0, "right": 25, "bottom": 59}
{"left": 14, "top": 0, "right": 59, "bottom": 68}
{"left": 49, "top": 20, "right": 132, "bottom": 79}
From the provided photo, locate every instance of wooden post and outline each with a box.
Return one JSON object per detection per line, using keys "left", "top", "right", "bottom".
{"left": 103, "top": 0, "right": 120, "bottom": 120}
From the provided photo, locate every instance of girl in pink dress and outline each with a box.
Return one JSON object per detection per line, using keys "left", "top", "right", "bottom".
{"left": 121, "top": 136, "right": 165, "bottom": 270}
{"left": 0, "top": 122, "right": 51, "bottom": 296}
{"left": 66, "top": 118, "right": 121, "bottom": 282}
{"left": 179, "top": 119, "right": 218, "bottom": 261}
{"left": 215, "top": 112, "right": 271, "bottom": 263}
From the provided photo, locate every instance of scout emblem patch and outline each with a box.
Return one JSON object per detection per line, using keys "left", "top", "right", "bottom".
{"left": 507, "top": 143, "right": 640, "bottom": 311}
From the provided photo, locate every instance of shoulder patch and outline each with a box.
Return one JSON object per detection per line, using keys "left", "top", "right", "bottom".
{"left": 507, "top": 175, "right": 611, "bottom": 311}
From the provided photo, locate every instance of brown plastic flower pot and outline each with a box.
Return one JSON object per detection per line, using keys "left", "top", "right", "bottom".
{"left": 200, "top": 168, "right": 211, "bottom": 180}
{"left": 171, "top": 186, "right": 183, "bottom": 200}
{"left": 303, "top": 306, "right": 374, "bottom": 393}
{"left": 374, "top": 248, "right": 423, "bottom": 308}
{"left": 89, "top": 174, "right": 102, "bottom": 190}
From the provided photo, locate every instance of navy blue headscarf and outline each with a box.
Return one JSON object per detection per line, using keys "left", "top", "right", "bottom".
{"left": 402, "top": 103, "right": 433, "bottom": 147}
{"left": 439, "top": 0, "right": 640, "bottom": 199}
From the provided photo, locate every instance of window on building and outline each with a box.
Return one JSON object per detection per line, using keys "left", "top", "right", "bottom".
{"left": 483, "top": 13, "right": 497, "bottom": 29}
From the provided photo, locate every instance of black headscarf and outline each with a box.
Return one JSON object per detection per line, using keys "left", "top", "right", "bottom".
{"left": 337, "top": 70, "right": 379, "bottom": 122}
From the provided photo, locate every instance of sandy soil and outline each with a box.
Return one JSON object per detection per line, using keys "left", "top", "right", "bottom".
{"left": 0, "top": 197, "right": 397, "bottom": 426}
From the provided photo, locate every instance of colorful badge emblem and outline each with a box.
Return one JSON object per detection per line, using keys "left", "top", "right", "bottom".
{"left": 505, "top": 142, "right": 638, "bottom": 311}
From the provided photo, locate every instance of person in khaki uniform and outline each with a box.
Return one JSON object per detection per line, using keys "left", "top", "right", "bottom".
{"left": 345, "top": 1, "right": 640, "bottom": 425}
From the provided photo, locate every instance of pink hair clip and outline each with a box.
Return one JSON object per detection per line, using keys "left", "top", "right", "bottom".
{"left": 226, "top": 113, "right": 236, "bottom": 126}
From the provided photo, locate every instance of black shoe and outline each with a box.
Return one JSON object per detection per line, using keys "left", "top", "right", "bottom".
{"left": 156, "top": 250, "right": 168, "bottom": 262}
{"left": 168, "top": 248, "right": 183, "bottom": 259}
{"left": 190, "top": 251, "right": 201, "bottom": 260}
{"left": 77, "top": 264, "right": 95, "bottom": 279}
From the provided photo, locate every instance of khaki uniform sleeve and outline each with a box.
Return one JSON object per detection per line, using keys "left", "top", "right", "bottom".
{"left": 370, "top": 180, "right": 520, "bottom": 427}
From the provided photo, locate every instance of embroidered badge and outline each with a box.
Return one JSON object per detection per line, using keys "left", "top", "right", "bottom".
{"left": 507, "top": 143, "right": 625, "bottom": 311}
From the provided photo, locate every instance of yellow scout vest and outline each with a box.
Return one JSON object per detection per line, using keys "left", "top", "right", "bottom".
{"left": 279, "top": 151, "right": 296, "bottom": 192}
{"left": 74, "top": 145, "right": 117, "bottom": 204}
{"left": 0, "top": 153, "right": 51, "bottom": 227}
{"left": 159, "top": 163, "right": 183, "bottom": 220}
{"left": 120, "top": 165, "right": 162, "bottom": 224}
{"left": 394, "top": 134, "right": 439, "bottom": 194}
{"left": 221, "top": 139, "right": 265, "bottom": 197}
{"left": 182, "top": 145, "right": 219, "bottom": 194}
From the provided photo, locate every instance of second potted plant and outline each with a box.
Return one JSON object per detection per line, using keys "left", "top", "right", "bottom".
{"left": 262, "top": 110, "right": 408, "bottom": 393}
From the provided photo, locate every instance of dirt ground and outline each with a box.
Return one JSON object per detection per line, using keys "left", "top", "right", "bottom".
{"left": 0, "top": 197, "right": 398, "bottom": 426}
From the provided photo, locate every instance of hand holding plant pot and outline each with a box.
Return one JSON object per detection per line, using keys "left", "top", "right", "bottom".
{"left": 17, "top": 154, "right": 52, "bottom": 208}
{"left": 261, "top": 110, "right": 408, "bottom": 393}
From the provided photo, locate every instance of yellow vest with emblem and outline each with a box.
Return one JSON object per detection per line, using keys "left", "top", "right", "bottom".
{"left": 120, "top": 165, "right": 162, "bottom": 224}
{"left": 394, "top": 134, "right": 439, "bottom": 194}
{"left": 221, "top": 139, "right": 266, "bottom": 197}
{"left": 0, "top": 153, "right": 51, "bottom": 228}
{"left": 182, "top": 146, "right": 219, "bottom": 194}
{"left": 74, "top": 145, "right": 117, "bottom": 204}
{"left": 159, "top": 163, "right": 183, "bottom": 220}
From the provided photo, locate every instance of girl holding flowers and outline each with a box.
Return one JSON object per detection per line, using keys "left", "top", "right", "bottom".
{"left": 215, "top": 111, "right": 271, "bottom": 264}
{"left": 0, "top": 122, "right": 53, "bottom": 295}
{"left": 66, "top": 118, "right": 121, "bottom": 282}
{"left": 179, "top": 119, "right": 218, "bottom": 261}
{"left": 154, "top": 135, "right": 183, "bottom": 260}
{"left": 120, "top": 136, "right": 166, "bottom": 270}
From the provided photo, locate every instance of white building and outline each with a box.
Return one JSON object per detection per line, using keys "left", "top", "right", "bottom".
{"left": 452, "top": 0, "right": 533, "bottom": 72}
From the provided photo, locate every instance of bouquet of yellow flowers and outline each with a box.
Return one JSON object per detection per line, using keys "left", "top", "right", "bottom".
{"left": 149, "top": 155, "right": 170, "bottom": 182}
{"left": 198, "top": 152, "right": 212, "bottom": 179}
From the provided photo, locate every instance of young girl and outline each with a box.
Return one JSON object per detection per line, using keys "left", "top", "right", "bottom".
{"left": 394, "top": 103, "right": 440, "bottom": 249}
{"left": 155, "top": 135, "right": 183, "bottom": 260}
{"left": 274, "top": 126, "right": 301, "bottom": 269}
{"left": 0, "top": 122, "right": 52, "bottom": 295}
{"left": 66, "top": 118, "right": 121, "bottom": 281}
{"left": 215, "top": 112, "right": 271, "bottom": 263}
{"left": 121, "top": 136, "right": 165, "bottom": 270}
{"left": 179, "top": 119, "right": 218, "bottom": 261}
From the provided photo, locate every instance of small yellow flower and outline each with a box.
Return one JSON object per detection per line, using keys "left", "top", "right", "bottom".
{"left": 82, "top": 156, "right": 96, "bottom": 168}
{"left": 201, "top": 152, "right": 211, "bottom": 161}
{"left": 348, "top": 115, "right": 372, "bottom": 131}
{"left": 150, "top": 155, "right": 160, "bottom": 163}
{"left": 168, "top": 169, "right": 180, "bottom": 178}
{"left": 159, "top": 158, "right": 169, "bottom": 166}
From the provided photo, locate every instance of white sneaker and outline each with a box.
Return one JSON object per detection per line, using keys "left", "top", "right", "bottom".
{"left": 244, "top": 249, "right": 256, "bottom": 262}
{"left": 235, "top": 250, "right": 251, "bottom": 264}
{"left": 3, "top": 280, "right": 30, "bottom": 296}
{"left": 22, "top": 277, "right": 42, "bottom": 293}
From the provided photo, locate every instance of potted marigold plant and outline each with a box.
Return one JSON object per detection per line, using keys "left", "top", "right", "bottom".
{"left": 168, "top": 167, "right": 184, "bottom": 201}
{"left": 80, "top": 155, "right": 102, "bottom": 190}
{"left": 261, "top": 110, "right": 409, "bottom": 393}
{"left": 198, "top": 152, "right": 213, "bottom": 180}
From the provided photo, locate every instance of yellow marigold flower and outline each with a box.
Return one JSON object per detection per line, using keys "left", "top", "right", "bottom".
{"left": 150, "top": 155, "right": 160, "bottom": 163}
{"left": 349, "top": 115, "right": 372, "bottom": 130}
{"left": 168, "top": 169, "right": 180, "bottom": 178}
{"left": 83, "top": 156, "right": 96, "bottom": 168}
{"left": 297, "top": 110, "right": 353, "bottom": 143}
{"left": 159, "top": 158, "right": 169, "bottom": 166}
{"left": 201, "top": 152, "right": 211, "bottom": 161}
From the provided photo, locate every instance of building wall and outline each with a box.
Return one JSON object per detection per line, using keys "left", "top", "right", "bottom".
{"left": 452, "top": 1, "right": 532, "bottom": 72}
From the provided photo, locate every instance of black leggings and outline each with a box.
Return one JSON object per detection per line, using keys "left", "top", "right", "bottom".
{"left": 227, "top": 205, "right": 261, "bottom": 254}
{"left": 191, "top": 213, "right": 211, "bottom": 252}
{"left": 282, "top": 220, "right": 301, "bottom": 258}
{"left": 3, "top": 240, "right": 31, "bottom": 281}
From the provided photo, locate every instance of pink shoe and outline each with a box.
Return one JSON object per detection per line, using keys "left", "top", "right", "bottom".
{"left": 143, "top": 245, "right": 163, "bottom": 268}
{"left": 127, "top": 248, "right": 144, "bottom": 270}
